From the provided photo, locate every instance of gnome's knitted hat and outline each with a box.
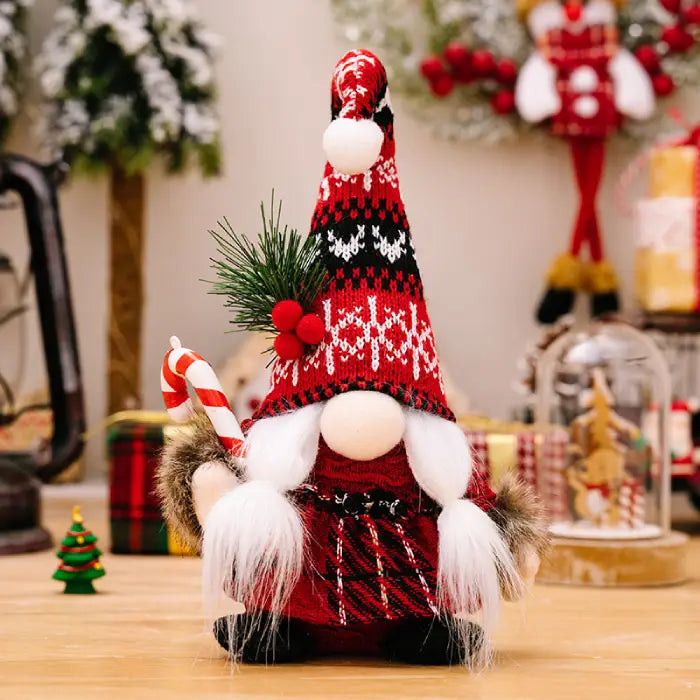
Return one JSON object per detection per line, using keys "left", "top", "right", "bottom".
{"left": 255, "top": 50, "right": 452, "bottom": 421}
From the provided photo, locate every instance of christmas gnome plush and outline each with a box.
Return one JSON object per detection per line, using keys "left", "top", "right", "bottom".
{"left": 157, "top": 49, "right": 548, "bottom": 667}
{"left": 515, "top": 0, "right": 655, "bottom": 324}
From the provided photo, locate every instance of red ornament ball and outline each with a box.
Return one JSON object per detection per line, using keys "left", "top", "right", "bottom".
{"left": 271, "top": 299, "right": 303, "bottom": 332}
{"left": 274, "top": 332, "right": 304, "bottom": 361}
{"left": 652, "top": 72, "right": 675, "bottom": 96}
{"left": 443, "top": 42, "right": 470, "bottom": 70}
{"left": 496, "top": 58, "right": 518, "bottom": 84}
{"left": 682, "top": 4, "right": 700, "bottom": 24}
{"left": 491, "top": 90, "right": 515, "bottom": 115}
{"left": 659, "top": 0, "right": 681, "bottom": 12}
{"left": 295, "top": 313, "right": 325, "bottom": 345}
{"left": 471, "top": 49, "right": 496, "bottom": 77}
{"left": 430, "top": 73, "right": 455, "bottom": 97}
{"left": 661, "top": 24, "right": 694, "bottom": 52}
{"left": 634, "top": 45, "right": 660, "bottom": 73}
{"left": 419, "top": 55, "right": 445, "bottom": 81}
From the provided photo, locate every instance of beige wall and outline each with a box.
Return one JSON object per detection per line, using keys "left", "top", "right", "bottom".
{"left": 5, "top": 1, "right": 697, "bottom": 473}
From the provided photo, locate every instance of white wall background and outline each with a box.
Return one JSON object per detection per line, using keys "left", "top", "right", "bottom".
{"left": 4, "top": 0, "right": 698, "bottom": 474}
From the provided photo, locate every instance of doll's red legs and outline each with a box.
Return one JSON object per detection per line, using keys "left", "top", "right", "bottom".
{"left": 536, "top": 138, "right": 619, "bottom": 324}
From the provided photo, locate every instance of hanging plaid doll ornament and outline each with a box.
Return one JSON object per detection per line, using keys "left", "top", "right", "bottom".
{"left": 515, "top": 0, "right": 655, "bottom": 324}
{"left": 157, "top": 50, "right": 548, "bottom": 668}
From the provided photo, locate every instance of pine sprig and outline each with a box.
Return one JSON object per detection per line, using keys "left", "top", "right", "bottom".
{"left": 209, "top": 193, "right": 326, "bottom": 336}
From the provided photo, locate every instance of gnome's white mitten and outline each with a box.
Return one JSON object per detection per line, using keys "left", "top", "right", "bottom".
{"left": 192, "top": 461, "right": 239, "bottom": 526}
{"left": 609, "top": 48, "right": 655, "bottom": 120}
{"left": 515, "top": 52, "right": 561, "bottom": 123}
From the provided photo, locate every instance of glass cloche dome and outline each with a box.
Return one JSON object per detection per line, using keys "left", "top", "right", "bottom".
{"left": 535, "top": 321, "right": 671, "bottom": 540}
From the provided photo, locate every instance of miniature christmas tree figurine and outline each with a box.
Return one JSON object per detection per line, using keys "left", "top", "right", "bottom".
{"left": 568, "top": 369, "right": 642, "bottom": 527}
{"left": 53, "top": 506, "right": 105, "bottom": 594}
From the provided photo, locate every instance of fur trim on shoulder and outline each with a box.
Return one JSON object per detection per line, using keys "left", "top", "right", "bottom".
{"left": 488, "top": 471, "right": 550, "bottom": 565}
{"left": 156, "top": 412, "right": 243, "bottom": 552}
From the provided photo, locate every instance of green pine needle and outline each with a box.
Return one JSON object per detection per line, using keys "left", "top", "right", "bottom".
{"left": 209, "top": 193, "right": 327, "bottom": 336}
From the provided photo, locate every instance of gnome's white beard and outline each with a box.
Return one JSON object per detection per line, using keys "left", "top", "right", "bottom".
{"left": 201, "top": 401, "right": 519, "bottom": 666}
{"left": 201, "top": 403, "right": 322, "bottom": 651}
{"left": 403, "top": 410, "right": 520, "bottom": 666}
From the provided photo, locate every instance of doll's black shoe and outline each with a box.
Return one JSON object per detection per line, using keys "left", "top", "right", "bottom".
{"left": 382, "top": 617, "right": 483, "bottom": 666}
{"left": 590, "top": 290, "right": 619, "bottom": 319}
{"left": 587, "top": 259, "right": 619, "bottom": 319}
{"left": 536, "top": 287, "right": 576, "bottom": 325}
{"left": 213, "top": 613, "right": 316, "bottom": 663}
{"left": 536, "top": 252, "right": 584, "bottom": 325}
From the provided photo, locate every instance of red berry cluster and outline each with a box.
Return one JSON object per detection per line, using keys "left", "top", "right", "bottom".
{"left": 636, "top": 2, "right": 700, "bottom": 97}
{"left": 419, "top": 41, "right": 519, "bottom": 115}
{"left": 271, "top": 299, "right": 325, "bottom": 361}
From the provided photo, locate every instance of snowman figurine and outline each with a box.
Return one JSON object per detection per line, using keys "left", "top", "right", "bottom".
{"left": 515, "top": 0, "right": 655, "bottom": 324}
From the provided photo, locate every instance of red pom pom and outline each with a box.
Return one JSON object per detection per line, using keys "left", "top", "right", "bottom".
{"left": 419, "top": 56, "right": 445, "bottom": 81}
{"left": 491, "top": 90, "right": 515, "bottom": 115}
{"left": 496, "top": 58, "right": 518, "bottom": 84}
{"left": 661, "top": 24, "right": 694, "bottom": 52}
{"left": 274, "top": 332, "right": 304, "bottom": 361}
{"left": 271, "top": 299, "right": 303, "bottom": 332}
{"left": 659, "top": 0, "right": 681, "bottom": 12}
{"left": 652, "top": 73, "right": 675, "bottom": 96}
{"left": 430, "top": 73, "right": 455, "bottom": 97}
{"left": 295, "top": 313, "right": 325, "bottom": 345}
{"left": 443, "top": 42, "right": 470, "bottom": 71}
{"left": 565, "top": 1, "right": 582, "bottom": 22}
{"left": 634, "top": 45, "right": 660, "bottom": 73}
{"left": 471, "top": 49, "right": 496, "bottom": 77}
{"left": 682, "top": 4, "right": 700, "bottom": 24}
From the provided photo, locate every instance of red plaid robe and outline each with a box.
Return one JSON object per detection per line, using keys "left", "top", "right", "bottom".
{"left": 265, "top": 438, "right": 497, "bottom": 627}
{"left": 538, "top": 25, "right": 621, "bottom": 138}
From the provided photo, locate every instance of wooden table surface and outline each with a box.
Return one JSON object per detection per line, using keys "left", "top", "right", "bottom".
{"left": 2, "top": 488, "right": 699, "bottom": 700}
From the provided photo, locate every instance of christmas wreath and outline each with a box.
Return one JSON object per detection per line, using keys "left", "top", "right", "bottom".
{"left": 331, "top": 0, "right": 700, "bottom": 143}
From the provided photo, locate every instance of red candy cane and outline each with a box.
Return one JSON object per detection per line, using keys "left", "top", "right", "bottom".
{"left": 161, "top": 336, "right": 246, "bottom": 457}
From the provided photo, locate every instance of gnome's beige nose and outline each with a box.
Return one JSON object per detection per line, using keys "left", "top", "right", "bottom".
{"left": 320, "top": 391, "right": 406, "bottom": 461}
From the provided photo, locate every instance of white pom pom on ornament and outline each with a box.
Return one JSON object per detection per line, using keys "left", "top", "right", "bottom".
{"left": 320, "top": 391, "right": 405, "bottom": 461}
{"left": 573, "top": 95, "right": 599, "bottom": 118}
{"left": 322, "top": 118, "right": 384, "bottom": 175}
{"left": 570, "top": 66, "right": 599, "bottom": 93}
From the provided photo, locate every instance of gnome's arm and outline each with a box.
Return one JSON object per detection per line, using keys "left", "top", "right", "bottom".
{"left": 156, "top": 412, "right": 242, "bottom": 551}
{"left": 466, "top": 468, "right": 550, "bottom": 596}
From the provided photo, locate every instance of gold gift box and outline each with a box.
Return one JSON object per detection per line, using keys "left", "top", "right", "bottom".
{"left": 650, "top": 145, "right": 697, "bottom": 198}
{"left": 635, "top": 247, "right": 696, "bottom": 312}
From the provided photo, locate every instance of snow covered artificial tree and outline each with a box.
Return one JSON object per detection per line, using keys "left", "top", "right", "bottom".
{"left": 0, "top": 1, "right": 31, "bottom": 145}
{"left": 37, "top": 0, "right": 222, "bottom": 413}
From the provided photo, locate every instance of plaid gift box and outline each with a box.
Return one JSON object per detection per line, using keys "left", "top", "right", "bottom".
{"left": 108, "top": 414, "right": 194, "bottom": 555}
{"left": 459, "top": 416, "right": 570, "bottom": 516}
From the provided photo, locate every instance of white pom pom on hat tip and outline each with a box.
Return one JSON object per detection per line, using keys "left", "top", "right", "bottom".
{"left": 322, "top": 117, "right": 384, "bottom": 175}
